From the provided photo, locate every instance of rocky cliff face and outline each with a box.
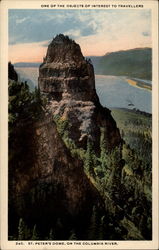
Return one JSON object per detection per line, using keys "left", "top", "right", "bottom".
{"left": 8, "top": 62, "right": 18, "bottom": 81}
{"left": 9, "top": 116, "right": 103, "bottom": 239}
{"left": 39, "top": 34, "right": 121, "bottom": 151}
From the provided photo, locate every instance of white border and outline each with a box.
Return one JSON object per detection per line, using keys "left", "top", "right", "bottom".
{"left": 0, "top": 1, "right": 158, "bottom": 249}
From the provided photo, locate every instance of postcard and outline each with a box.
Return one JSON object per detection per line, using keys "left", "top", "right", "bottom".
{"left": 0, "top": 0, "right": 158, "bottom": 249}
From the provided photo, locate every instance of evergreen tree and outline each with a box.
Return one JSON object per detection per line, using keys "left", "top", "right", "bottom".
{"left": 24, "top": 226, "right": 31, "bottom": 240}
{"left": 100, "top": 127, "right": 109, "bottom": 169}
{"left": 98, "top": 216, "right": 105, "bottom": 240}
{"left": 87, "top": 206, "right": 98, "bottom": 240}
{"left": 68, "top": 229, "right": 77, "bottom": 240}
{"left": 56, "top": 218, "right": 63, "bottom": 237}
{"left": 31, "top": 224, "right": 39, "bottom": 240}
{"left": 9, "top": 80, "right": 32, "bottom": 122}
{"left": 56, "top": 218, "right": 63, "bottom": 230}
{"left": 9, "top": 79, "right": 44, "bottom": 129}
{"left": 18, "top": 218, "right": 26, "bottom": 240}
{"left": 48, "top": 228, "right": 54, "bottom": 240}
{"left": 84, "top": 138, "right": 95, "bottom": 176}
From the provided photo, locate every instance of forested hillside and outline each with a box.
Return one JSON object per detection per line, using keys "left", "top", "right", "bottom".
{"left": 93, "top": 48, "right": 152, "bottom": 80}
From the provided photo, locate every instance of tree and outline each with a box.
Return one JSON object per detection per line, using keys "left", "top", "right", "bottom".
{"left": 98, "top": 216, "right": 106, "bottom": 240}
{"left": 48, "top": 228, "right": 54, "bottom": 240}
{"left": 100, "top": 127, "right": 109, "bottom": 170}
{"left": 87, "top": 206, "right": 98, "bottom": 240}
{"left": 84, "top": 138, "right": 95, "bottom": 176}
{"left": 9, "top": 78, "right": 44, "bottom": 129}
{"left": 18, "top": 218, "right": 26, "bottom": 240}
{"left": 9, "top": 80, "right": 32, "bottom": 122}
{"left": 31, "top": 224, "right": 39, "bottom": 240}
{"left": 68, "top": 229, "right": 77, "bottom": 240}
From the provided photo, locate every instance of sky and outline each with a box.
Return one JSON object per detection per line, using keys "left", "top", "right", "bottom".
{"left": 8, "top": 9, "right": 151, "bottom": 63}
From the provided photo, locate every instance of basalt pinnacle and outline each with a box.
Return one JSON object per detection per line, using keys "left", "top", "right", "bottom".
{"left": 38, "top": 34, "right": 97, "bottom": 102}
{"left": 45, "top": 34, "right": 84, "bottom": 64}
{"left": 38, "top": 34, "right": 121, "bottom": 150}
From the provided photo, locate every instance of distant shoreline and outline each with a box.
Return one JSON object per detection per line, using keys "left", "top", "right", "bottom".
{"left": 126, "top": 78, "right": 152, "bottom": 91}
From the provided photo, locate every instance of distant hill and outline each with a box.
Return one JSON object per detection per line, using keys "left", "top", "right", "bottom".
{"left": 14, "top": 67, "right": 36, "bottom": 91}
{"left": 94, "top": 48, "right": 152, "bottom": 80}
{"left": 89, "top": 56, "right": 101, "bottom": 68}
{"left": 14, "top": 62, "right": 40, "bottom": 67}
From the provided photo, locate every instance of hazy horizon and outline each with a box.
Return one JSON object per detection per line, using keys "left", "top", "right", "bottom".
{"left": 11, "top": 46, "right": 151, "bottom": 65}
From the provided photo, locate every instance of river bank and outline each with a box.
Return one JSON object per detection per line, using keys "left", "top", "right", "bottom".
{"left": 126, "top": 78, "right": 152, "bottom": 91}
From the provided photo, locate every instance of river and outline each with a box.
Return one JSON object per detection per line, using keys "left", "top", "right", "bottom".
{"left": 15, "top": 67, "right": 152, "bottom": 114}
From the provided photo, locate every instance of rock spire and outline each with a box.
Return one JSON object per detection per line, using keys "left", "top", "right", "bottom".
{"left": 39, "top": 34, "right": 121, "bottom": 150}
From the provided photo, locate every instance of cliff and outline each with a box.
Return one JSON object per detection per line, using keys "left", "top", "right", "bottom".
{"left": 9, "top": 116, "right": 103, "bottom": 239}
{"left": 8, "top": 62, "right": 18, "bottom": 81}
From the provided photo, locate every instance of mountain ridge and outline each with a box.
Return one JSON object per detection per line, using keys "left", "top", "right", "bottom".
{"left": 94, "top": 47, "right": 152, "bottom": 80}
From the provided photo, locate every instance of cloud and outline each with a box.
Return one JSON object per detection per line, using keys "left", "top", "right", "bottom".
{"left": 41, "top": 40, "right": 51, "bottom": 47}
{"left": 142, "top": 31, "right": 150, "bottom": 37}
{"left": 8, "top": 9, "right": 107, "bottom": 45}
{"left": 9, "top": 9, "right": 152, "bottom": 59}
{"left": 64, "top": 29, "right": 81, "bottom": 38}
{"left": 16, "top": 17, "right": 30, "bottom": 24}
